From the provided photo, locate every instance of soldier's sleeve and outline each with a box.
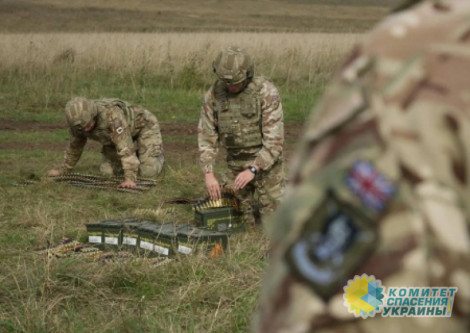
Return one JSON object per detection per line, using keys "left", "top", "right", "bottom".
{"left": 255, "top": 31, "right": 470, "bottom": 331}
{"left": 152, "top": 118, "right": 164, "bottom": 157}
{"left": 59, "top": 130, "right": 87, "bottom": 174}
{"left": 253, "top": 50, "right": 391, "bottom": 332}
{"left": 107, "top": 106, "right": 140, "bottom": 181}
{"left": 198, "top": 90, "right": 219, "bottom": 174}
{"left": 252, "top": 81, "right": 284, "bottom": 171}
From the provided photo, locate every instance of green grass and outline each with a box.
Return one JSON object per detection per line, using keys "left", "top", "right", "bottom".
{"left": 0, "top": 130, "right": 69, "bottom": 143}
{"left": 0, "top": 67, "right": 207, "bottom": 123}
{"left": 0, "top": 68, "right": 325, "bottom": 124}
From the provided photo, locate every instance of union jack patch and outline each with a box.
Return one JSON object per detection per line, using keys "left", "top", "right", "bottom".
{"left": 346, "top": 160, "right": 395, "bottom": 212}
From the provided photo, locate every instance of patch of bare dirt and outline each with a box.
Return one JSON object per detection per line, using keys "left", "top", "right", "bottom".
{"left": 0, "top": 121, "right": 66, "bottom": 131}
{"left": 0, "top": 121, "right": 303, "bottom": 161}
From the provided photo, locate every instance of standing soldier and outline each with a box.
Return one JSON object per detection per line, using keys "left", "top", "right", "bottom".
{"left": 254, "top": 0, "right": 470, "bottom": 332}
{"left": 48, "top": 97, "right": 164, "bottom": 189}
{"left": 198, "top": 46, "right": 285, "bottom": 228}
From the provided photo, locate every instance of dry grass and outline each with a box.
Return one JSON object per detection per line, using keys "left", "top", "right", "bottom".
{"left": 0, "top": 32, "right": 359, "bottom": 83}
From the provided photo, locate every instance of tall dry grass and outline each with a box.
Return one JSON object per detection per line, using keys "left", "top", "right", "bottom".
{"left": 0, "top": 32, "right": 359, "bottom": 84}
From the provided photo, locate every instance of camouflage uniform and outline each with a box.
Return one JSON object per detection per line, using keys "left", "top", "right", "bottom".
{"left": 59, "top": 97, "right": 164, "bottom": 181}
{"left": 254, "top": 1, "right": 470, "bottom": 332}
{"left": 198, "top": 75, "right": 285, "bottom": 226}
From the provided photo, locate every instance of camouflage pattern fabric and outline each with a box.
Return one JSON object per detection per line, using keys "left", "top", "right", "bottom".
{"left": 254, "top": 1, "right": 470, "bottom": 332}
{"left": 59, "top": 98, "right": 164, "bottom": 182}
{"left": 223, "top": 158, "right": 284, "bottom": 226}
{"left": 198, "top": 75, "right": 285, "bottom": 225}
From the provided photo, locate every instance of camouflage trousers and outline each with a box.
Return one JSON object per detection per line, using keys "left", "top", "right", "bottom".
{"left": 223, "top": 158, "right": 285, "bottom": 227}
{"left": 100, "top": 114, "right": 164, "bottom": 178}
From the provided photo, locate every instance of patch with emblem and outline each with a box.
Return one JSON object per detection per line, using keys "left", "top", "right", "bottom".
{"left": 346, "top": 160, "right": 395, "bottom": 212}
{"left": 113, "top": 119, "right": 124, "bottom": 135}
{"left": 285, "top": 192, "right": 377, "bottom": 301}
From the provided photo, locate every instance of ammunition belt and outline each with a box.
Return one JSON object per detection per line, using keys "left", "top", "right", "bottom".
{"left": 39, "top": 238, "right": 173, "bottom": 265}
{"left": 194, "top": 189, "right": 240, "bottom": 212}
{"left": 15, "top": 173, "right": 157, "bottom": 193}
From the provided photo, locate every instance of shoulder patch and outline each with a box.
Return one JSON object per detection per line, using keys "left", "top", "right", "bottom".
{"left": 113, "top": 119, "right": 124, "bottom": 135}
{"left": 285, "top": 191, "right": 378, "bottom": 301}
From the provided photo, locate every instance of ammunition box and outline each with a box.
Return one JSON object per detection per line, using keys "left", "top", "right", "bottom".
{"left": 177, "top": 225, "right": 228, "bottom": 255}
{"left": 86, "top": 223, "right": 103, "bottom": 244}
{"left": 101, "top": 221, "right": 123, "bottom": 246}
{"left": 121, "top": 220, "right": 144, "bottom": 247}
{"left": 195, "top": 207, "right": 244, "bottom": 232}
{"left": 137, "top": 223, "right": 177, "bottom": 256}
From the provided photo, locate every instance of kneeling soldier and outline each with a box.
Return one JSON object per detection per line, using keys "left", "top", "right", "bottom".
{"left": 48, "top": 97, "right": 164, "bottom": 189}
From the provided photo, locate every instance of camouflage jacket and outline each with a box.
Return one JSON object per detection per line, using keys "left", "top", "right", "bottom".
{"left": 198, "top": 76, "right": 284, "bottom": 173}
{"left": 60, "top": 99, "right": 160, "bottom": 181}
{"left": 255, "top": 1, "right": 470, "bottom": 332}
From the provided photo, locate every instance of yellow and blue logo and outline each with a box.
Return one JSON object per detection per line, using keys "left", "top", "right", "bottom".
{"left": 343, "top": 274, "right": 384, "bottom": 319}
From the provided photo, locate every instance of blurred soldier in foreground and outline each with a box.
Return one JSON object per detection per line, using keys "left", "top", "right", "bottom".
{"left": 48, "top": 97, "right": 164, "bottom": 189}
{"left": 254, "top": 0, "right": 470, "bottom": 332}
{"left": 198, "top": 46, "right": 285, "bottom": 227}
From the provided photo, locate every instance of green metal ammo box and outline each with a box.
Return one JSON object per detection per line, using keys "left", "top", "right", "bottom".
{"left": 137, "top": 223, "right": 177, "bottom": 256}
{"left": 177, "top": 225, "right": 229, "bottom": 255}
{"left": 195, "top": 206, "right": 244, "bottom": 232}
{"left": 101, "top": 220, "right": 123, "bottom": 246}
{"left": 86, "top": 222, "right": 103, "bottom": 245}
{"left": 121, "top": 220, "right": 145, "bottom": 248}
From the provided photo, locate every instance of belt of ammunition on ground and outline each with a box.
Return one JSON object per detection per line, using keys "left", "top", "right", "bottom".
{"left": 15, "top": 173, "right": 157, "bottom": 193}
{"left": 39, "top": 238, "right": 103, "bottom": 259}
{"left": 39, "top": 237, "right": 176, "bottom": 265}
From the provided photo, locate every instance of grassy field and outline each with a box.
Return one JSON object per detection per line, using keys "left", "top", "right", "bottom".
{"left": 0, "top": 1, "right": 396, "bottom": 332}
{"left": 0, "top": 0, "right": 396, "bottom": 33}
{"left": 0, "top": 32, "right": 359, "bottom": 123}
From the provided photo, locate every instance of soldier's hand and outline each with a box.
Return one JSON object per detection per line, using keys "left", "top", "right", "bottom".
{"left": 205, "top": 172, "right": 221, "bottom": 200}
{"left": 234, "top": 169, "right": 255, "bottom": 190}
{"left": 47, "top": 169, "right": 60, "bottom": 177}
{"left": 118, "top": 180, "right": 137, "bottom": 189}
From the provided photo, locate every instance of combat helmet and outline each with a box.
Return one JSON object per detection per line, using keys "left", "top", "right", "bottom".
{"left": 65, "top": 97, "right": 97, "bottom": 130}
{"left": 212, "top": 46, "right": 254, "bottom": 85}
